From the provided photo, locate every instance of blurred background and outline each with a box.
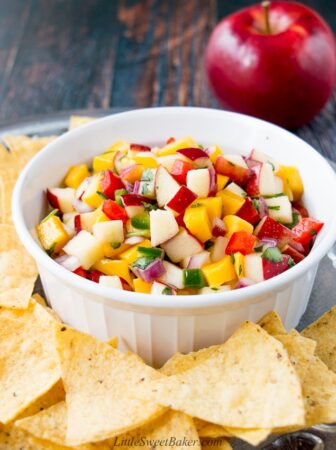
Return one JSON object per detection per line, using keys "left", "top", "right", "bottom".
{"left": 0, "top": 0, "right": 335, "bottom": 156}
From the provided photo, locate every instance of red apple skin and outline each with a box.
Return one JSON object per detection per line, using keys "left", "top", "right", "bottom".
{"left": 206, "top": 2, "right": 336, "bottom": 129}
{"left": 46, "top": 189, "right": 60, "bottom": 210}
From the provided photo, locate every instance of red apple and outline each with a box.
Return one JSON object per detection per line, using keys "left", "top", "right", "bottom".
{"left": 206, "top": 1, "right": 336, "bottom": 129}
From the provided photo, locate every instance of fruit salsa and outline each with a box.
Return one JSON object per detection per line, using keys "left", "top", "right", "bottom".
{"left": 36, "top": 137, "right": 323, "bottom": 295}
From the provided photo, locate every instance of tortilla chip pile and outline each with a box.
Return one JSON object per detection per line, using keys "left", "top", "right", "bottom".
{"left": 0, "top": 116, "right": 335, "bottom": 448}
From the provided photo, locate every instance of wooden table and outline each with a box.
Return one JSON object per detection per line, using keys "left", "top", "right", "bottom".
{"left": 0, "top": 0, "right": 335, "bottom": 161}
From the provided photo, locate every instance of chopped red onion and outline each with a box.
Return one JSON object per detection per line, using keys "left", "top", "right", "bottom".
{"left": 187, "top": 251, "right": 210, "bottom": 269}
{"left": 133, "top": 180, "right": 141, "bottom": 195}
{"left": 258, "top": 197, "right": 269, "bottom": 218}
{"left": 55, "top": 255, "right": 81, "bottom": 272}
{"left": 236, "top": 277, "right": 256, "bottom": 289}
{"left": 136, "top": 259, "right": 166, "bottom": 283}
{"left": 73, "top": 198, "right": 95, "bottom": 214}
{"left": 123, "top": 181, "right": 134, "bottom": 192}
{"left": 124, "top": 236, "right": 145, "bottom": 245}
{"left": 208, "top": 166, "right": 217, "bottom": 195}
{"left": 259, "top": 237, "right": 278, "bottom": 249}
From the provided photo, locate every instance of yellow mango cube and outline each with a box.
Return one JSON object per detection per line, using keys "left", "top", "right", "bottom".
{"left": 216, "top": 189, "right": 245, "bottom": 216}
{"left": 93, "top": 206, "right": 109, "bottom": 224}
{"left": 36, "top": 214, "right": 70, "bottom": 254}
{"left": 223, "top": 215, "right": 253, "bottom": 238}
{"left": 119, "top": 239, "right": 151, "bottom": 265}
{"left": 233, "top": 252, "right": 245, "bottom": 278}
{"left": 133, "top": 278, "right": 152, "bottom": 293}
{"left": 156, "top": 136, "right": 197, "bottom": 156}
{"left": 184, "top": 205, "right": 212, "bottom": 242}
{"left": 133, "top": 154, "right": 158, "bottom": 168}
{"left": 105, "top": 140, "right": 129, "bottom": 153}
{"left": 103, "top": 242, "right": 130, "bottom": 258}
{"left": 217, "top": 174, "right": 229, "bottom": 191}
{"left": 64, "top": 164, "right": 90, "bottom": 188}
{"left": 193, "top": 197, "right": 222, "bottom": 222}
{"left": 93, "top": 259, "right": 132, "bottom": 286}
{"left": 93, "top": 152, "right": 116, "bottom": 172}
{"left": 276, "top": 165, "right": 304, "bottom": 201}
{"left": 202, "top": 256, "right": 236, "bottom": 287}
{"left": 208, "top": 144, "right": 223, "bottom": 163}
{"left": 82, "top": 175, "right": 103, "bottom": 208}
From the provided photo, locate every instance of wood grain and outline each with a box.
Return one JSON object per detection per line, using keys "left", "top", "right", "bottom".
{"left": 0, "top": 0, "right": 334, "bottom": 160}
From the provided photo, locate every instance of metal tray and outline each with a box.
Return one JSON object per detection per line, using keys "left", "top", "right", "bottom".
{"left": 1, "top": 108, "right": 335, "bottom": 450}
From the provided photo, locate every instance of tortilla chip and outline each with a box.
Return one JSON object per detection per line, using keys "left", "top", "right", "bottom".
{"left": 109, "top": 410, "right": 201, "bottom": 450}
{"left": 0, "top": 316, "right": 60, "bottom": 423}
{"left": 193, "top": 419, "right": 231, "bottom": 438}
{"left": 160, "top": 346, "right": 220, "bottom": 376}
{"left": 32, "top": 293, "right": 47, "bottom": 307}
{"left": 107, "top": 336, "right": 119, "bottom": 349}
{"left": 55, "top": 324, "right": 165, "bottom": 445}
{"left": 201, "top": 438, "right": 232, "bottom": 450}
{"left": 302, "top": 306, "right": 336, "bottom": 373}
{"left": 0, "top": 225, "right": 37, "bottom": 308}
{"left": 69, "top": 116, "right": 96, "bottom": 130}
{"left": 258, "top": 310, "right": 287, "bottom": 336}
{"left": 2, "top": 135, "right": 56, "bottom": 165}
{"left": 138, "top": 322, "right": 304, "bottom": 429}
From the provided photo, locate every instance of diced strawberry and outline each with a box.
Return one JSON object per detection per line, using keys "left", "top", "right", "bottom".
{"left": 226, "top": 231, "right": 257, "bottom": 255}
{"left": 215, "top": 156, "right": 251, "bottom": 186}
{"left": 282, "top": 244, "right": 305, "bottom": 264}
{"left": 102, "top": 200, "right": 128, "bottom": 223}
{"left": 130, "top": 143, "right": 151, "bottom": 152}
{"left": 292, "top": 218, "right": 324, "bottom": 246}
{"left": 100, "top": 170, "right": 124, "bottom": 198}
{"left": 73, "top": 267, "right": 87, "bottom": 278}
{"left": 74, "top": 214, "right": 82, "bottom": 233}
{"left": 87, "top": 270, "right": 104, "bottom": 283}
{"left": 262, "top": 254, "right": 292, "bottom": 280}
{"left": 236, "top": 198, "right": 260, "bottom": 224}
{"left": 166, "top": 186, "right": 197, "bottom": 214}
{"left": 255, "top": 216, "right": 293, "bottom": 241}
{"left": 170, "top": 159, "right": 194, "bottom": 185}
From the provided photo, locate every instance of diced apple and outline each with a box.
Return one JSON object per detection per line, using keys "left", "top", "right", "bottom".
{"left": 166, "top": 186, "right": 197, "bottom": 214}
{"left": 244, "top": 254, "right": 264, "bottom": 282}
{"left": 151, "top": 281, "right": 176, "bottom": 295}
{"left": 246, "top": 161, "right": 262, "bottom": 196}
{"left": 150, "top": 209, "right": 179, "bottom": 246}
{"left": 158, "top": 261, "right": 184, "bottom": 289}
{"left": 259, "top": 163, "right": 283, "bottom": 196}
{"left": 265, "top": 195, "right": 292, "bottom": 224}
{"left": 187, "top": 250, "right": 211, "bottom": 268}
{"left": 79, "top": 211, "right": 97, "bottom": 233}
{"left": 225, "top": 182, "right": 246, "bottom": 198}
{"left": 47, "top": 188, "right": 75, "bottom": 213}
{"left": 225, "top": 154, "right": 248, "bottom": 168}
{"left": 63, "top": 212, "right": 77, "bottom": 230}
{"left": 200, "top": 285, "right": 230, "bottom": 294}
{"left": 120, "top": 194, "right": 146, "bottom": 218}
{"left": 210, "top": 236, "right": 228, "bottom": 262}
{"left": 155, "top": 166, "right": 180, "bottom": 207}
{"left": 161, "top": 228, "right": 203, "bottom": 262}
{"left": 249, "top": 149, "right": 280, "bottom": 172}
{"left": 215, "top": 156, "right": 251, "bottom": 186}
{"left": 114, "top": 152, "right": 135, "bottom": 175}
{"left": 157, "top": 153, "right": 189, "bottom": 171}
{"left": 63, "top": 230, "right": 104, "bottom": 270}
{"left": 93, "top": 220, "right": 124, "bottom": 244}
{"left": 99, "top": 275, "right": 123, "bottom": 289}
{"left": 186, "top": 169, "right": 210, "bottom": 198}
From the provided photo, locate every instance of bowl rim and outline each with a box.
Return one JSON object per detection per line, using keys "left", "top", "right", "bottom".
{"left": 12, "top": 106, "right": 336, "bottom": 310}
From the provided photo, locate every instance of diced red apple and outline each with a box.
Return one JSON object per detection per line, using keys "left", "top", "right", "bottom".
{"left": 236, "top": 198, "right": 260, "bottom": 224}
{"left": 244, "top": 254, "right": 264, "bottom": 282}
{"left": 158, "top": 154, "right": 189, "bottom": 172}
{"left": 187, "top": 169, "right": 210, "bottom": 198}
{"left": 149, "top": 209, "right": 179, "bottom": 246}
{"left": 63, "top": 230, "right": 104, "bottom": 270}
{"left": 212, "top": 217, "right": 226, "bottom": 237}
{"left": 186, "top": 250, "right": 211, "bottom": 269}
{"left": 215, "top": 156, "right": 251, "bottom": 186}
{"left": 225, "top": 154, "right": 248, "bottom": 168}
{"left": 120, "top": 194, "right": 146, "bottom": 218}
{"left": 210, "top": 236, "right": 228, "bottom": 262}
{"left": 249, "top": 149, "right": 280, "bottom": 172}
{"left": 130, "top": 143, "right": 151, "bottom": 152}
{"left": 62, "top": 212, "right": 77, "bottom": 230}
{"left": 155, "top": 166, "right": 180, "bottom": 207}
{"left": 262, "top": 254, "right": 291, "bottom": 280}
{"left": 166, "top": 186, "right": 197, "bottom": 214}
{"left": 99, "top": 275, "right": 123, "bottom": 289}
{"left": 158, "top": 261, "right": 184, "bottom": 289}
{"left": 47, "top": 188, "right": 75, "bottom": 213}
{"left": 161, "top": 228, "right": 203, "bottom": 263}
{"left": 225, "top": 182, "right": 246, "bottom": 198}
{"left": 265, "top": 195, "right": 293, "bottom": 224}
{"left": 246, "top": 161, "right": 262, "bottom": 196}
{"left": 93, "top": 220, "right": 124, "bottom": 244}
{"left": 177, "top": 148, "right": 209, "bottom": 167}
{"left": 258, "top": 163, "right": 283, "bottom": 196}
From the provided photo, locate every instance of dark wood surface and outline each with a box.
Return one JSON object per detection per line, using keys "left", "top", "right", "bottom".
{"left": 0, "top": 0, "right": 335, "bottom": 160}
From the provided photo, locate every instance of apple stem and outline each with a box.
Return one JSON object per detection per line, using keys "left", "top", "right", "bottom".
{"left": 262, "top": 1, "right": 271, "bottom": 34}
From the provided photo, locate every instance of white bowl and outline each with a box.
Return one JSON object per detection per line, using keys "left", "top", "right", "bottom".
{"left": 13, "top": 107, "right": 336, "bottom": 366}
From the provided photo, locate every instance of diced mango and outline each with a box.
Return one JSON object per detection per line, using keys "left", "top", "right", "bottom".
{"left": 233, "top": 252, "right": 245, "bottom": 278}
{"left": 122, "top": 164, "right": 144, "bottom": 183}
{"left": 64, "top": 164, "right": 90, "bottom": 188}
{"left": 36, "top": 215, "right": 70, "bottom": 254}
{"left": 156, "top": 136, "right": 197, "bottom": 156}
{"left": 93, "top": 153, "right": 116, "bottom": 172}
{"left": 216, "top": 189, "right": 245, "bottom": 216}
{"left": 184, "top": 205, "right": 212, "bottom": 242}
{"left": 133, "top": 278, "right": 152, "bottom": 293}
{"left": 192, "top": 197, "right": 222, "bottom": 222}
{"left": 93, "top": 206, "right": 109, "bottom": 224}
{"left": 217, "top": 174, "right": 229, "bottom": 191}
{"left": 103, "top": 242, "right": 130, "bottom": 258}
{"left": 82, "top": 175, "right": 103, "bottom": 208}
{"left": 93, "top": 259, "right": 132, "bottom": 286}
{"left": 202, "top": 256, "right": 236, "bottom": 287}
{"left": 223, "top": 215, "right": 253, "bottom": 238}
{"left": 105, "top": 140, "right": 129, "bottom": 153}
{"left": 276, "top": 165, "right": 304, "bottom": 201}
{"left": 208, "top": 144, "right": 223, "bottom": 163}
{"left": 132, "top": 155, "right": 158, "bottom": 168}
{"left": 119, "top": 239, "right": 151, "bottom": 265}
